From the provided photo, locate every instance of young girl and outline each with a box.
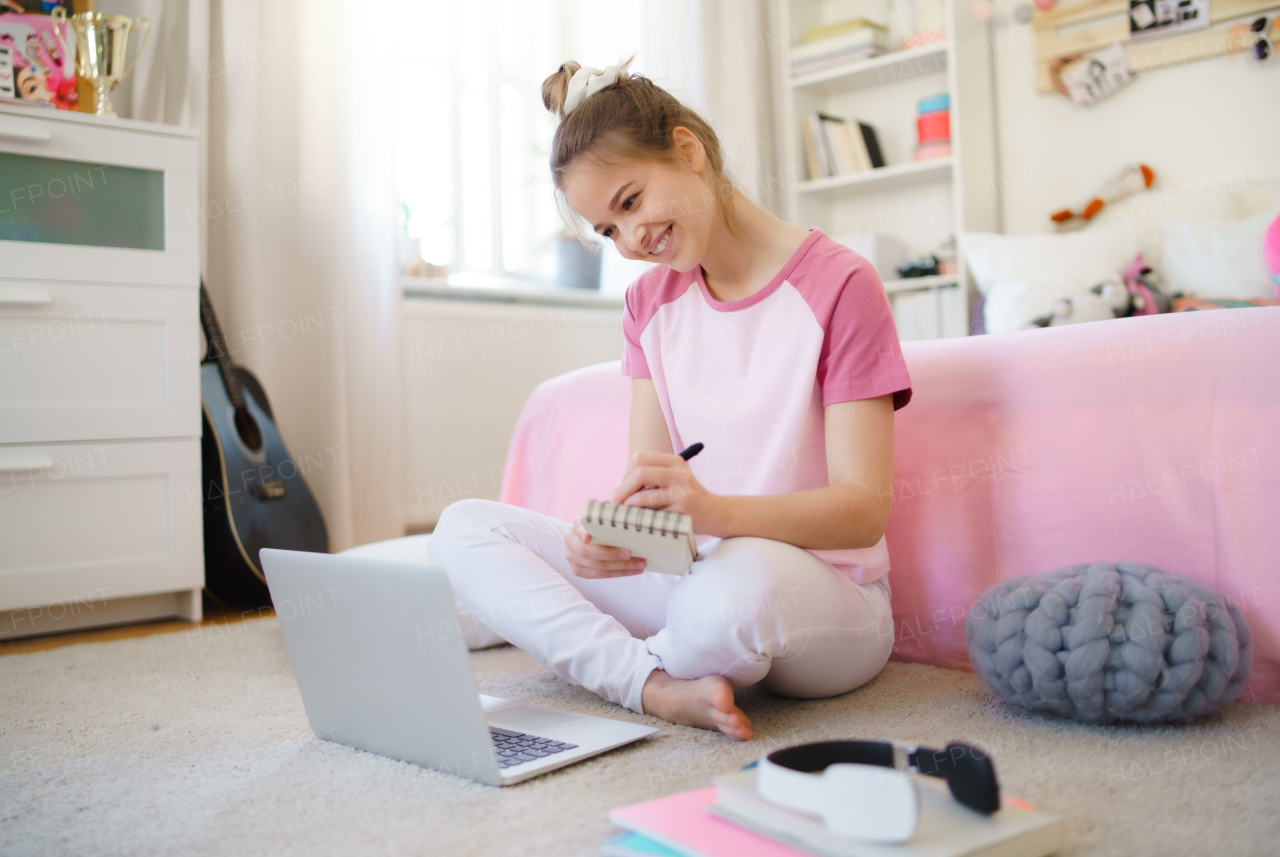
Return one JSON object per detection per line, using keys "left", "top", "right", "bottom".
{"left": 429, "top": 58, "right": 912, "bottom": 741}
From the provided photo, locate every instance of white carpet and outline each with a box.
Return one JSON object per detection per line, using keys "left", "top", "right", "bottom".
{"left": 2, "top": 616, "right": 1278, "bottom": 857}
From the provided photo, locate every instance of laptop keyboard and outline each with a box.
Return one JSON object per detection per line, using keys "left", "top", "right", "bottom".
{"left": 490, "top": 726, "right": 578, "bottom": 768}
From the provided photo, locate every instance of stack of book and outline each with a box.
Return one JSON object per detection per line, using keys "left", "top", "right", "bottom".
{"left": 914, "top": 93, "right": 951, "bottom": 161}
{"left": 802, "top": 112, "right": 885, "bottom": 181}
{"left": 790, "top": 17, "right": 887, "bottom": 76}
{"left": 603, "top": 765, "right": 1062, "bottom": 857}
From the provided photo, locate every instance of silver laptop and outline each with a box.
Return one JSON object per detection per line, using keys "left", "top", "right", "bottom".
{"left": 260, "top": 548, "right": 657, "bottom": 786}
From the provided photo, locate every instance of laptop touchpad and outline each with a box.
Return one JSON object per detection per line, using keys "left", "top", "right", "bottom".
{"left": 489, "top": 705, "right": 582, "bottom": 734}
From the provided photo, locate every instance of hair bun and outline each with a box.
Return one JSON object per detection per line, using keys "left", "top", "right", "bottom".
{"left": 541, "top": 61, "right": 582, "bottom": 120}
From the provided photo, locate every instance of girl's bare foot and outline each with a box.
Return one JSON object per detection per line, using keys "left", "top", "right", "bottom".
{"left": 641, "top": 670, "right": 753, "bottom": 740}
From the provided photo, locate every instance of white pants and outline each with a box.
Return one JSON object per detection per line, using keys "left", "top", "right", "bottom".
{"left": 395, "top": 498, "right": 895, "bottom": 715}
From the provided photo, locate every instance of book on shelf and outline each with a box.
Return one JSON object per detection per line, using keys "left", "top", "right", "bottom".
{"left": 790, "top": 23, "right": 887, "bottom": 75}
{"left": 791, "top": 46, "right": 884, "bottom": 76}
{"left": 792, "top": 27, "right": 888, "bottom": 60}
{"left": 791, "top": 37, "right": 886, "bottom": 75}
{"left": 801, "top": 114, "right": 821, "bottom": 182}
{"left": 805, "top": 113, "right": 836, "bottom": 179}
{"left": 802, "top": 112, "right": 883, "bottom": 180}
{"left": 832, "top": 118, "right": 864, "bottom": 174}
{"left": 857, "top": 121, "right": 886, "bottom": 169}
{"left": 803, "top": 16, "right": 887, "bottom": 44}
{"left": 820, "top": 117, "right": 848, "bottom": 175}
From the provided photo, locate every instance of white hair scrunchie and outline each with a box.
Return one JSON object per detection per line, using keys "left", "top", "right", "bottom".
{"left": 562, "top": 64, "right": 626, "bottom": 116}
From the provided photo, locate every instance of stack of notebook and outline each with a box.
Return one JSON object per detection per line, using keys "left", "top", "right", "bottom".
{"left": 790, "top": 17, "right": 888, "bottom": 76}
{"left": 603, "top": 765, "right": 1062, "bottom": 857}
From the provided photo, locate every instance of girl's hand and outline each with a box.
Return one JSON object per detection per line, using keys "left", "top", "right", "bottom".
{"left": 609, "top": 451, "right": 724, "bottom": 533}
{"left": 564, "top": 517, "right": 647, "bottom": 579}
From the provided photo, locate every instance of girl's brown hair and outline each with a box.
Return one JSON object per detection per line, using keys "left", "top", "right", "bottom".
{"left": 540, "top": 56, "right": 742, "bottom": 246}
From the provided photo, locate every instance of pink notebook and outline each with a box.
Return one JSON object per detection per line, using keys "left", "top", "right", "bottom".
{"left": 609, "top": 787, "right": 809, "bottom": 857}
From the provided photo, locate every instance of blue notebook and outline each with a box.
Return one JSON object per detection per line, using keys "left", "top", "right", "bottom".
{"left": 601, "top": 831, "right": 686, "bottom": 857}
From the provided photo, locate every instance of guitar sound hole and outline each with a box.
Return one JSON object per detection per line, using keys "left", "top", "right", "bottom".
{"left": 234, "top": 407, "right": 263, "bottom": 453}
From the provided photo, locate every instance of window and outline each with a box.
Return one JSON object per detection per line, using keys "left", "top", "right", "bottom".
{"left": 393, "top": 0, "right": 702, "bottom": 296}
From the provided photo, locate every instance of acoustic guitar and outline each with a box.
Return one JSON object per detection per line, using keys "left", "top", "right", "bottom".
{"left": 198, "top": 283, "right": 329, "bottom": 605}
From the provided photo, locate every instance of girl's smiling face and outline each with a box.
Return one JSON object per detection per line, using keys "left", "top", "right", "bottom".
{"left": 561, "top": 127, "right": 715, "bottom": 273}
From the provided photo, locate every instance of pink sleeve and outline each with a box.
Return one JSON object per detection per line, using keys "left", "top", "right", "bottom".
{"left": 818, "top": 268, "right": 913, "bottom": 410}
{"left": 621, "top": 282, "right": 651, "bottom": 378}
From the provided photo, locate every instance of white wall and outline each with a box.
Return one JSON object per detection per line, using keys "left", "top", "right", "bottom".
{"left": 987, "top": 0, "right": 1280, "bottom": 253}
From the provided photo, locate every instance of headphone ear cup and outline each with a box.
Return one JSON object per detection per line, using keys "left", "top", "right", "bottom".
{"left": 821, "top": 765, "right": 920, "bottom": 843}
{"left": 942, "top": 743, "right": 1001, "bottom": 814}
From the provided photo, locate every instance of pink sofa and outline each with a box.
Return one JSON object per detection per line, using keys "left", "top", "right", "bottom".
{"left": 500, "top": 307, "right": 1280, "bottom": 705}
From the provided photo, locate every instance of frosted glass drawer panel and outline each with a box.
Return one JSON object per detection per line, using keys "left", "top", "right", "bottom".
{"left": 0, "top": 152, "right": 164, "bottom": 250}
{"left": 0, "top": 439, "right": 203, "bottom": 613}
{"left": 0, "top": 280, "right": 200, "bottom": 444}
{"left": 0, "top": 109, "right": 198, "bottom": 287}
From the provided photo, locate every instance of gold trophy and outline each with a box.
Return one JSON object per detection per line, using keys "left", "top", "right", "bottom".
{"left": 51, "top": 6, "right": 151, "bottom": 118}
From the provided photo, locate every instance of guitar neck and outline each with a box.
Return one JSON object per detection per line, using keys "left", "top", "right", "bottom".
{"left": 198, "top": 283, "right": 246, "bottom": 411}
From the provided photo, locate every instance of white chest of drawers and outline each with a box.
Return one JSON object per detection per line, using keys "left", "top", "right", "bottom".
{"left": 0, "top": 104, "right": 204, "bottom": 639}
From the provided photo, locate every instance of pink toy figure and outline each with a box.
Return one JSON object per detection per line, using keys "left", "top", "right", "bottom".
{"left": 1265, "top": 214, "right": 1280, "bottom": 295}
{"left": 1123, "top": 253, "right": 1168, "bottom": 316}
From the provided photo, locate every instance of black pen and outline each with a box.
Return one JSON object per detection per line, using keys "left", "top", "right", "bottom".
{"left": 678, "top": 442, "right": 704, "bottom": 461}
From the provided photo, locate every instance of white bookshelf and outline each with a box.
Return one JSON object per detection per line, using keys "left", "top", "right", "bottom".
{"left": 796, "top": 156, "right": 953, "bottom": 195}
{"left": 773, "top": 0, "right": 1001, "bottom": 340}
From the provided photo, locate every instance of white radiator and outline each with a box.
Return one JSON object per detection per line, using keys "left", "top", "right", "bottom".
{"left": 402, "top": 297, "right": 623, "bottom": 530}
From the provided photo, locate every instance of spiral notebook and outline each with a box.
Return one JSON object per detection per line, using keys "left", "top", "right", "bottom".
{"left": 582, "top": 500, "right": 699, "bottom": 576}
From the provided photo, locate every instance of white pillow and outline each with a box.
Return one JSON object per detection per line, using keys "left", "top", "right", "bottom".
{"left": 1160, "top": 211, "right": 1278, "bottom": 299}
{"left": 962, "top": 223, "right": 1140, "bottom": 335}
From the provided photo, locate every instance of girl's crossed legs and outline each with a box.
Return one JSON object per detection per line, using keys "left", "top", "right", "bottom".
{"left": 427, "top": 498, "right": 895, "bottom": 738}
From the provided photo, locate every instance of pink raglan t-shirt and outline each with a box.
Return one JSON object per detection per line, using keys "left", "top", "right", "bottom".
{"left": 621, "top": 226, "right": 913, "bottom": 585}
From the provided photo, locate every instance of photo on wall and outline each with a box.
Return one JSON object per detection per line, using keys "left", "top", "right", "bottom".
{"left": 1060, "top": 43, "right": 1135, "bottom": 105}
{"left": 1128, "top": 0, "right": 1211, "bottom": 40}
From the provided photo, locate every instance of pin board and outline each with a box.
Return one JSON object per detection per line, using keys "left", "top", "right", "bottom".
{"left": 1033, "top": 0, "right": 1279, "bottom": 94}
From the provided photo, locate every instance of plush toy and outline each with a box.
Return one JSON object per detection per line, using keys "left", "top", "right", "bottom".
{"left": 1025, "top": 253, "right": 1174, "bottom": 328}
{"left": 1051, "top": 163, "right": 1155, "bottom": 230}
{"left": 1025, "top": 279, "right": 1130, "bottom": 328}
{"left": 1265, "top": 213, "right": 1280, "bottom": 294}
{"left": 1122, "top": 252, "right": 1173, "bottom": 315}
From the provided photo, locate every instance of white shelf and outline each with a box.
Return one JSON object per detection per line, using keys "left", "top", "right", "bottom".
{"left": 777, "top": 0, "right": 1001, "bottom": 341}
{"left": 790, "top": 43, "right": 949, "bottom": 96}
{"left": 0, "top": 101, "right": 197, "bottom": 139}
{"left": 796, "top": 157, "right": 952, "bottom": 195}
{"left": 882, "top": 274, "right": 958, "bottom": 294}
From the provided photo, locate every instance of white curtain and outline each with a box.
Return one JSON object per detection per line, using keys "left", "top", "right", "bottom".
{"left": 113, "top": 0, "right": 404, "bottom": 551}
{"left": 699, "top": 0, "right": 789, "bottom": 219}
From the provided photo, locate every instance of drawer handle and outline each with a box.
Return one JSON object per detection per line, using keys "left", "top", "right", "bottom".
{"left": 0, "top": 453, "right": 53, "bottom": 472}
{"left": 0, "top": 126, "right": 54, "bottom": 144}
{"left": 0, "top": 285, "right": 53, "bottom": 305}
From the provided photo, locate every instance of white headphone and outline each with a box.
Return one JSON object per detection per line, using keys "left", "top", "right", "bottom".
{"left": 757, "top": 740, "right": 1001, "bottom": 843}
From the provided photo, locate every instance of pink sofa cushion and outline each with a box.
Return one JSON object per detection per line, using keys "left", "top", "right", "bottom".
{"left": 499, "top": 308, "right": 1280, "bottom": 704}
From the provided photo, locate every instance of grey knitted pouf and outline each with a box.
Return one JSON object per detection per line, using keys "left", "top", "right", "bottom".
{"left": 965, "top": 562, "right": 1252, "bottom": 724}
